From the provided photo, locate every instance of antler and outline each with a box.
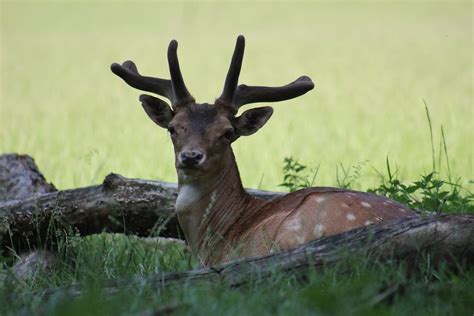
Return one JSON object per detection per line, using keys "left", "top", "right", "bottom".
{"left": 111, "top": 41, "right": 194, "bottom": 108}
{"left": 110, "top": 60, "right": 173, "bottom": 101}
{"left": 218, "top": 35, "right": 245, "bottom": 105}
{"left": 217, "top": 35, "right": 314, "bottom": 113}
{"left": 167, "top": 40, "right": 194, "bottom": 106}
{"left": 233, "top": 76, "right": 315, "bottom": 107}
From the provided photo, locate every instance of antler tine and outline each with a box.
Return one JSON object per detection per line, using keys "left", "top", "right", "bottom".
{"left": 110, "top": 60, "right": 174, "bottom": 103}
{"left": 167, "top": 40, "right": 194, "bottom": 106}
{"left": 232, "top": 76, "right": 315, "bottom": 108}
{"left": 218, "top": 35, "right": 245, "bottom": 106}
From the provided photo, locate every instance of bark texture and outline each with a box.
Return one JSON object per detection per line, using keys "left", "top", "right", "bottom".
{"left": 0, "top": 154, "right": 56, "bottom": 202}
{"left": 41, "top": 214, "right": 473, "bottom": 298}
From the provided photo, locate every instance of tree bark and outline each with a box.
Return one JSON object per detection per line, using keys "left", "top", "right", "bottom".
{"left": 0, "top": 171, "right": 282, "bottom": 253}
{"left": 0, "top": 154, "right": 61, "bottom": 273}
{"left": 40, "top": 214, "right": 473, "bottom": 298}
{"left": 0, "top": 153, "right": 56, "bottom": 202}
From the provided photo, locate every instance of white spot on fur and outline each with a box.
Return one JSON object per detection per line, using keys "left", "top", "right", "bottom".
{"left": 360, "top": 201, "right": 372, "bottom": 208}
{"left": 313, "top": 224, "right": 325, "bottom": 238}
{"left": 364, "top": 220, "right": 373, "bottom": 226}
{"left": 285, "top": 217, "right": 302, "bottom": 231}
{"left": 382, "top": 201, "right": 389, "bottom": 206}
{"left": 346, "top": 213, "right": 356, "bottom": 221}
{"left": 341, "top": 202, "right": 350, "bottom": 209}
{"left": 316, "top": 196, "right": 327, "bottom": 203}
{"left": 399, "top": 208, "right": 406, "bottom": 212}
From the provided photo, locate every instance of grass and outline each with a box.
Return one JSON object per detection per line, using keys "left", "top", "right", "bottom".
{"left": 0, "top": 143, "right": 472, "bottom": 315}
{"left": 1, "top": 1, "right": 473, "bottom": 315}
{"left": 1, "top": 220, "right": 473, "bottom": 315}
{"left": 0, "top": 1, "right": 472, "bottom": 191}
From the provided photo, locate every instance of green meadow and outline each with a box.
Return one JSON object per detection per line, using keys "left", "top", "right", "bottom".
{"left": 1, "top": 1, "right": 472, "bottom": 191}
{"left": 1, "top": 1, "right": 473, "bottom": 315}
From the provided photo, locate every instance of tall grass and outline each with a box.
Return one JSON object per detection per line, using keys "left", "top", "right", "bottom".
{"left": 1, "top": 220, "right": 472, "bottom": 315}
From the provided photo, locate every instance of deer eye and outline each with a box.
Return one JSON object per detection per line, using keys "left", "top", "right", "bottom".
{"left": 167, "top": 126, "right": 176, "bottom": 135}
{"left": 222, "top": 129, "right": 235, "bottom": 141}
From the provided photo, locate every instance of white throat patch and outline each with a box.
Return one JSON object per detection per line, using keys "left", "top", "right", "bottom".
{"left": 176, "top": 184, "right": 203, "bottom": 213}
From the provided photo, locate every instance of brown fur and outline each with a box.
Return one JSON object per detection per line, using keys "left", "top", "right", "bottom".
{"left": 171, "top": 134, "right": 415, "bottom": 266}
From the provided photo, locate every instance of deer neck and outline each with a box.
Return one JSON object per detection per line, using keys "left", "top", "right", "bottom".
{"left": 175, "top": 148, "right": 256, "bottom": 263}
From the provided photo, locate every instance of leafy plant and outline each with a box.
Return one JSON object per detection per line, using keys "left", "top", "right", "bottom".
{"left": 279, "top": 155, "right": 472, "bottom": 214}
{"left": 369, "top": 157, "right": 473, "bottom": 214}
{"left": 369, "top": 104, "right": 473, "bottom": 214}
{"left": 279, "top": 157, "right": 319, "bottom": 192}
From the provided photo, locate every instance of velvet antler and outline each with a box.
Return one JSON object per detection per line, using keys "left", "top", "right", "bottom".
{"left": 111, "top": 40, "right": 194, "bottom": 108}
{"left": 217, "top": 35, "right": 314, "bottom": 113}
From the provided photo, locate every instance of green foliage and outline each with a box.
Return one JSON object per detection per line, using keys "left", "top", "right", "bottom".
{"left": 279, "top": 157, "right": 319, "bottom": 192}
{"left": 369, "top": 158, "right": 473, "bottom": 214}
{"left": 1, "top": 248, "right": 472, "bottom": 315}
{"left": 280, "top": 155, "right": 473, "bottom": 214}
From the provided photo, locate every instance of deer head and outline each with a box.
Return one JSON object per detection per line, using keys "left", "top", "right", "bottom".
{"left": 111, "top": 36, "right": 314, "bottom": 183}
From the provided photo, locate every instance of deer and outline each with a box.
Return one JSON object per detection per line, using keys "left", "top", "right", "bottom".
{"left": 111, "top": 35, "right": 416, "bottom": 266}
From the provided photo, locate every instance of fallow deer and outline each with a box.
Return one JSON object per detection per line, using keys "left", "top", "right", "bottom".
{"left": 111, "top": 35, "right": 416, "bottom": 266}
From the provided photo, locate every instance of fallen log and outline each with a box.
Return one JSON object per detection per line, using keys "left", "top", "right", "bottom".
{"left": 0, "top": 154, "right": 61, "bottom": 273}
{"left": 0, "top": 153, "right": 56, "bottom": 202}
{"left": 0, "top": 172, "right": 282, "bottom": 253}
{"left": 1, "top": 154, "right": 473, "bottom": 299}
{"left": 40, "top": 214, "right": 473, "bottom": 298}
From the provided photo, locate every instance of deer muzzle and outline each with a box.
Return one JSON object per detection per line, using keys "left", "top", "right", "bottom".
{"left": 179, "top": 150, "right": 205, "bottom": 167}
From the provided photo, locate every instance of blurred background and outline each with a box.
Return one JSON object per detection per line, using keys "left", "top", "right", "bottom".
{"left": 1, "top": 1, "right": 472, "bottom": 191}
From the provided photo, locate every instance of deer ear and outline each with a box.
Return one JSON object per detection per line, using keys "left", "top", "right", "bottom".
{"left": 139, "top": 94, "right": 174, "bottom": 129}
{"left": 234, "top": 106, "right": 273, "bottom": 136}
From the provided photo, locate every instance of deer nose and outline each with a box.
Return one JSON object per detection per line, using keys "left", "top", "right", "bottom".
{"left": 179, "top": 150, "right": 204, "bottom": 166}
